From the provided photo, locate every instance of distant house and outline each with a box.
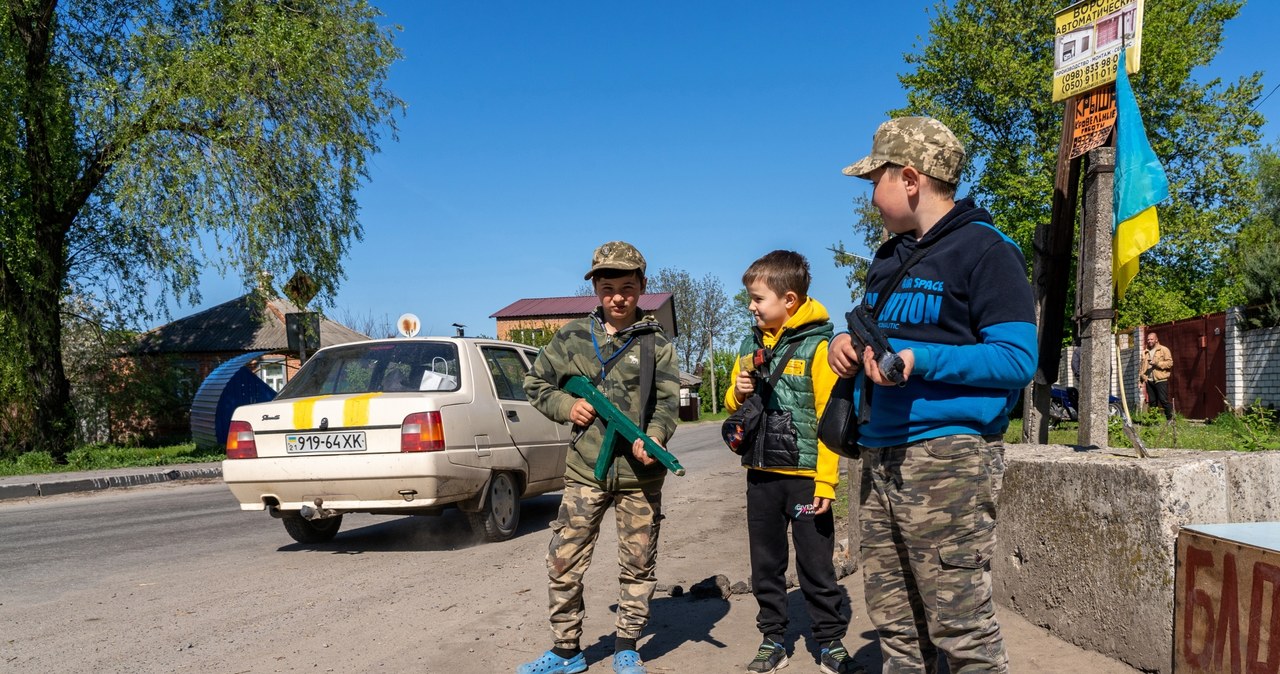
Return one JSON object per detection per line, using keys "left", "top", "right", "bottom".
{"left": 123, "top": 293, "right": 368, "bottom": 441}
{"left": 491, "top": 292, "right": 702, "bottom": 419}
{"left": 136, "top": 293, "right": 368, "bottom": 386}
{"left": 490, "top": 293, "right": 677, "bottom": 343}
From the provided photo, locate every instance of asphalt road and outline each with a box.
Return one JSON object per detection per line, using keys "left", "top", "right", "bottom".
{"left": 0, "top": 423, "right": 753, "bottom": 673}
{"left": 0, "top": 423, "right": 1139, "bottom": 673}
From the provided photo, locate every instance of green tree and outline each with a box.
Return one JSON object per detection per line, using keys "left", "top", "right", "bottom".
{"left": 830, "top": 194, "right": 884, "bottom": 303}
{"left": 648, "top": 267, "right": 736, "bottom": 374}
{"left": 1, "top": 1, "right": 402, "bottom": 459}
{"left": 729, "top": 286, "right": 754, "bottom": 341}
{"left": 1237, "top": 142, "right": 1280, "bottom": 326}
{"left": 869, "top": 0, "right": 1263, "bottom": 330}
{"left": 698, "top": 349, "right": 736, "bottom": 415}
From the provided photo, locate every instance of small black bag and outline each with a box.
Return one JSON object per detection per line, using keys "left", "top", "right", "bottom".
{"left": 721, "top": 341, "right": 802, "bottom": 455}
{"left": 816, "top": 376, "right": 859, "bottom": 459}
{"left": 721, "top": 392, "right": 765, "bottom": 456}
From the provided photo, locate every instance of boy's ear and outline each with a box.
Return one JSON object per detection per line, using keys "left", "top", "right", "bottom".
{"left": 900, "top": 166, "right": 922, "bottom": 196}
{"left": 783, "top": 290, "right": 799, "bottom": 308}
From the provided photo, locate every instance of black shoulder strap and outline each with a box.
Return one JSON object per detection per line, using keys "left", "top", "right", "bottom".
{"left": 858, "top": 245, "right": 931, "bottom": 424}
{"left": 760, "top": 339, "right": 804, "bottom": 396}
{"left": 638, "top": 332, "right": 655, "bottom": 430}
{"left": 868, "top": 246, "right": 930, "bottom": 317}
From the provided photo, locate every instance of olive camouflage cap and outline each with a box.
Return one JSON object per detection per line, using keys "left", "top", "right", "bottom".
{"left": 842, "top": 116, "right": 966, "bottom": 184}
{"left": 584, "top": 240, "right": 647, "bottom": 280}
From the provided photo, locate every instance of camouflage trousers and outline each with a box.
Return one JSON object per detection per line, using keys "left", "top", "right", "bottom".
{"left": 546, "top": 479, "right": 663, "bottom": 649}
{"left": 859, "top": 434, "right": 1009, "bottom": 674}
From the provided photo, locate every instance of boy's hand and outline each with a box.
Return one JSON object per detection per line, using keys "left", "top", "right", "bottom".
{"left": 864, "top": 346, "right": 914, "bottom": 386}
{"left": 812, "top": 496, "right": 832, "bottom": 516}
{"left": 734, "top": 369, "right": 755, "bottom": 401}
{"left": 631, "top": 437, "right": 659, "bottom": 466}
{"left": 569, "top": 399, "right": 597, "bottom": 427}
{"left": 828, "top": 333, "right": 863, "bottom": 377}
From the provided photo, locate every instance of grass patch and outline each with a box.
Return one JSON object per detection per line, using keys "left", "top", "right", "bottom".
{"left": 1005, "top": 411, "right": 1280, "bottom": 452}
{"left": 0, "top": 442, "right": 223, "bottom": 477}
{"left": 834, "top": 471, "right": 851, "bottom": 521}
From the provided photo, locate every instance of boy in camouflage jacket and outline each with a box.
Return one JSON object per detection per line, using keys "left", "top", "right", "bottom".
{"left": 520, "top": 241, "right": 680, "bottom": 674}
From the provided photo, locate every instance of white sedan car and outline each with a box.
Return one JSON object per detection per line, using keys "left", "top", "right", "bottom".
{"left": 221, "top": 337, "right": 569, "bottom": 544}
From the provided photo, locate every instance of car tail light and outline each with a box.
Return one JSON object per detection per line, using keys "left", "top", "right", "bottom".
{"left": 401, "top": 411, "right": 445, "bottom": 452}
{"left": 226, "top": 420, "right": 257, "bottom": 459}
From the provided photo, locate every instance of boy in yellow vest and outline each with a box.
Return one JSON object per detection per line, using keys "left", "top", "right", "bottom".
{"left": 725, "top": 250, "right": 861, "bottom": 674}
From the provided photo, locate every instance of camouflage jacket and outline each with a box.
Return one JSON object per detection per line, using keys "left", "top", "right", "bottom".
{"left": 524, "top": 308, "right": 680, "bottom": 490}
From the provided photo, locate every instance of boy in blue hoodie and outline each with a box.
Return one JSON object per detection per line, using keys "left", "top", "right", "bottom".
{"left": 829, "top": 117, "right": 1036, "bottom": 673}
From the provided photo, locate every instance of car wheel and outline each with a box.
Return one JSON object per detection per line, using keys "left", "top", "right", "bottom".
{"left": 281, "top": 513, "right": 343, "bottom": 544}
{"left": 1109, "top": 402, "right": 1123, "bottom": 418}
{"left": 468, "top": 472, "right": 521, "bottom": 542}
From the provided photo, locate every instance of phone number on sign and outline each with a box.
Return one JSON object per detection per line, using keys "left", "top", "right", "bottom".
{"left": 1060, "top": 53, "right": 1120, "bottom": 98}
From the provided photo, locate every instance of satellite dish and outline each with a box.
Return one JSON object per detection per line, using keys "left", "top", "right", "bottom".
{"left": 397, "top": 313, "right": 421, "bottom": 338}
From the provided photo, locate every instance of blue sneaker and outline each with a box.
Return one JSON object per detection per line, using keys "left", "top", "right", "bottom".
{"left": 613, "top": 649, "right": 646, "bottom": 674}
{"left": 516, "top": 650, "right": 588, "bottom": 674}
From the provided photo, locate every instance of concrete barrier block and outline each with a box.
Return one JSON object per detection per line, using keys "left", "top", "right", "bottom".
{"left": 1222, "top": 452, "right": 1280, "bottom": 520}
{"left": 993, "top": 444, "right": 1280, "bottom": 674}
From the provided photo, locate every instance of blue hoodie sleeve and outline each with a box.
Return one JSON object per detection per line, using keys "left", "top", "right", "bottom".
{"left": 909, "top": 321, "right": 1037, "bottom": 389}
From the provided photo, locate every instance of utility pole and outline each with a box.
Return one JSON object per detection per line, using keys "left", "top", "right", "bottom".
{"left": 707, "top": 329, "right": 717, "bottom": 414}
{"left": 1077, "top": 147, "right": 1115, "bottom": 447}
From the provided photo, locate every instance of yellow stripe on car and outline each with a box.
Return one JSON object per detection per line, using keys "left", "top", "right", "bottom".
{"left": 293, "top": 396, "right": 331, "bottom": 429}
{"left": 343, "top": 392, "right": 382, "bottom": 427}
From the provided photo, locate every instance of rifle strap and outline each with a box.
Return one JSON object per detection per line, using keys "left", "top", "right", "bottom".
{"left": 867, "top": 246, "right": 931, "bottom": 316}
{"left": 744, "top": 338, "right": 804, "bottom": 411}
{"left": 749, "top": 339, "right": 805, "bottom": 457}
{"left": 638, "top": 332, "right": 655, "bottom": 431}
{"left": 859, "top": 245, "right": 931, "bottom": 424}
{"left": 584, "top": 331, "right": 657, "bottom": 454}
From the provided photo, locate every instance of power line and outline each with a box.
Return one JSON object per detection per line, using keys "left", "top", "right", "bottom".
{"left": 1250, "top": 81, "right": 1280, "bottom": 114}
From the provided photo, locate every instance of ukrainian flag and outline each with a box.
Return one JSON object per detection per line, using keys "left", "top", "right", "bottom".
{"left": 1113, "top": 49, "right": 1169, "bottom": 301}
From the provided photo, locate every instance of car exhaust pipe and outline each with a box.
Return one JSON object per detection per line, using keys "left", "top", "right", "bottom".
{"left": 300, "top": 498, "right": 339, "bottom": 521}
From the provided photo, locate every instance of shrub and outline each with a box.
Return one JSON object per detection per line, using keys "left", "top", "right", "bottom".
{"left": 1212, "top": 403, "right": 1280, "bottom": 452}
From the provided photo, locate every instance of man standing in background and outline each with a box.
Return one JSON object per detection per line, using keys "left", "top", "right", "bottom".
{"left": 1140, "top": 331, "right": 1174, "bottom": 423}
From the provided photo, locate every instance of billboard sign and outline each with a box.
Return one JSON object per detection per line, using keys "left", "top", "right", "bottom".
{"left": 1053, "top": 0, "right": 1144, "bottom": 102}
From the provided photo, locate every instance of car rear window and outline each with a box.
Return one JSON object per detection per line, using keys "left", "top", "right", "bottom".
{"left": 277, "top": 342, "right": 461, "bottom": 398}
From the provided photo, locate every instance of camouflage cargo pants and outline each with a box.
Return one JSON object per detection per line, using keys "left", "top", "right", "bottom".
{"left": 859, "top": 434, "right": 1009, "bottom": 674}
{"left": 546, "top": 479, "right": 663, "bottom": 649}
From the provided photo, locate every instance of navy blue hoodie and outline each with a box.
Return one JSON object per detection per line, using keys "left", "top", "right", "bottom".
{"left": 853, "top": 197, "right": 1037, "bottom": 447}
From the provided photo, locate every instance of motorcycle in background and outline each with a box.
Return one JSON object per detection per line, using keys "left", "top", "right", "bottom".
{"left": 1049, "top": 385, "right": 1122, "bottom": 425}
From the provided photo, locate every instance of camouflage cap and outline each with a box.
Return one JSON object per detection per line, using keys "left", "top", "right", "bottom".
{"left": 584, "top": 241, "right": 647, "bottom": 280}
{"left": 842, "top": 116, "right": 966, "bottom": 184}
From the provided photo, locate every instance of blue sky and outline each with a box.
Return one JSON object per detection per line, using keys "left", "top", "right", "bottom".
{"left": 165, "top": 1, "right": 1278, "bottom": 338}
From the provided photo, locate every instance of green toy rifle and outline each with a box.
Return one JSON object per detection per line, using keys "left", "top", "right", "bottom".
{"left": 563, "top": 375, "right": 686, "bottom": 480}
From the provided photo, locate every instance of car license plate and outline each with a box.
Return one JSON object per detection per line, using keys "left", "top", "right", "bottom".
{"left": 286, "top": 431, "right": 367, "bottom": 453}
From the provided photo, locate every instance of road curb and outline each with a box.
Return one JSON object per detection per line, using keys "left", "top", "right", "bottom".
{"left": 0, "top": 465, "right": 222, "bottom": 500}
